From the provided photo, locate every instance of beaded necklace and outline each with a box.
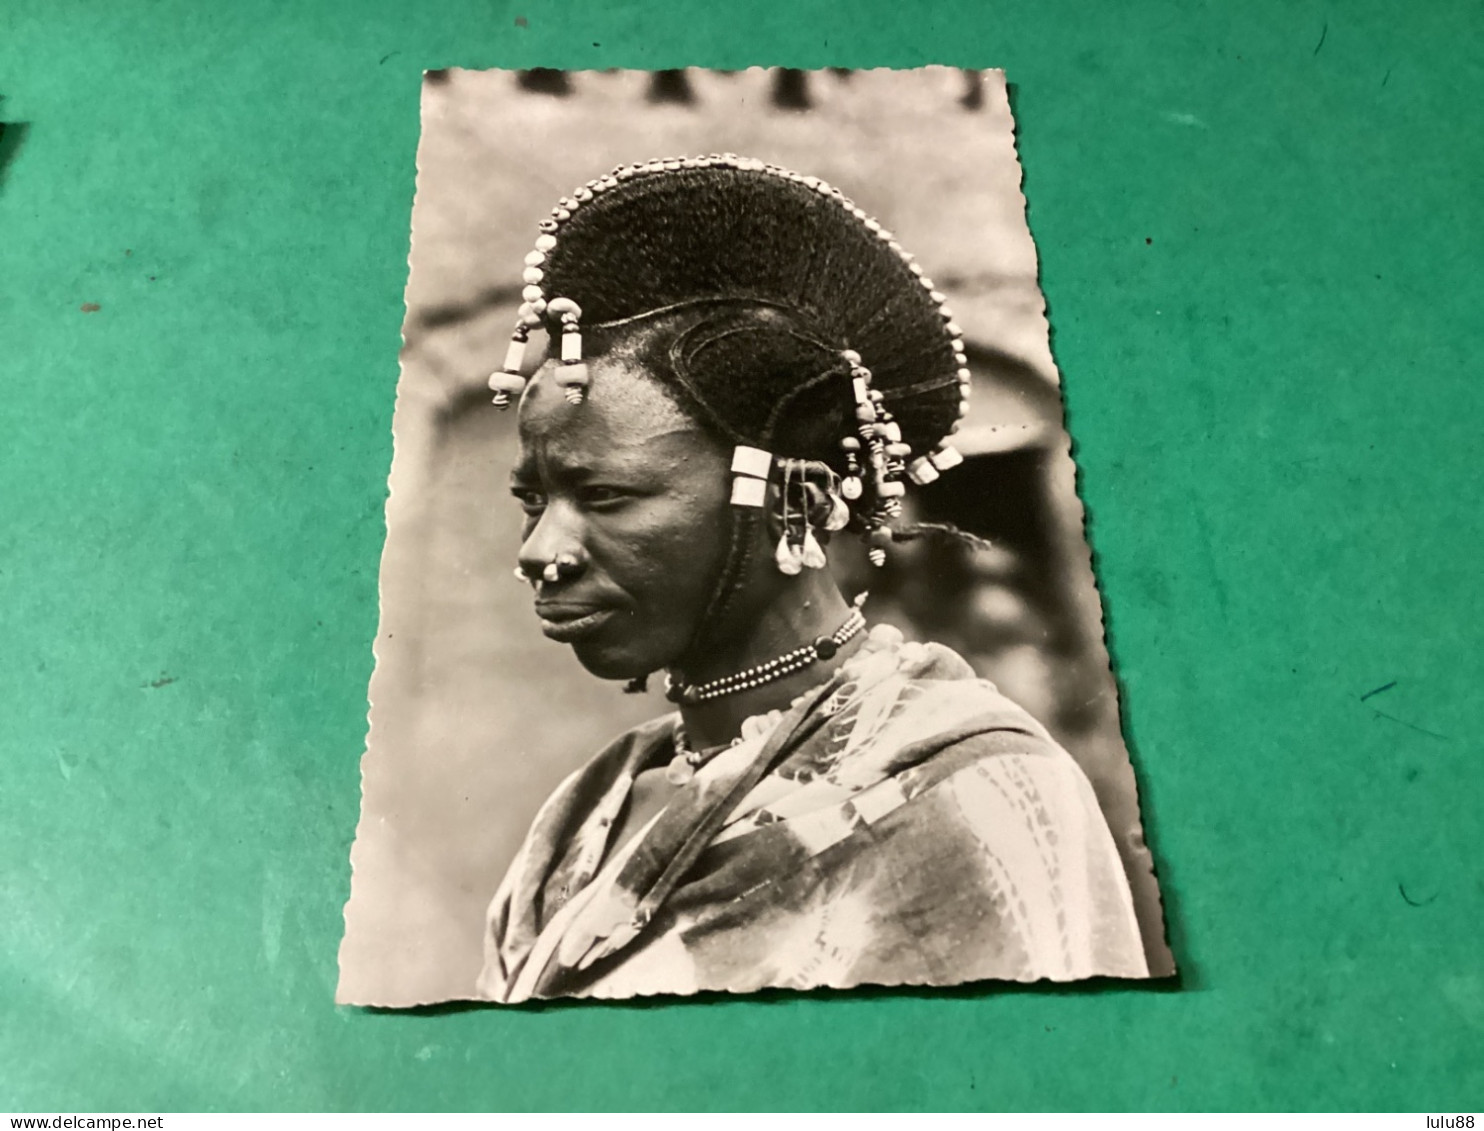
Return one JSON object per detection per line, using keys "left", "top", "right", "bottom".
{"left": 663, "top": 609, "right": 866, "bottom": 706}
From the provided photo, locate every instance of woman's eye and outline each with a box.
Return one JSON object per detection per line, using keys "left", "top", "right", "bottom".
{"left": 511, "top": 489, "right": 546, "bottom": 516}
{"left": 580, "top": 486, "right": 629, "bottom": 506}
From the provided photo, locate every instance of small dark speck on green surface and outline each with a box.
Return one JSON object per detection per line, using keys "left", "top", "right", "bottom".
{"left": 1399, "top": 883, "right": 1437, "bottom": 908}
{"left": 80, "top": 302, "right": 99, "bottom": 312}
{"left": 1145, "top": 237, "right": 1152, "bottom": 245}
{"left": 514, "top": 15, "right": 527, "bottom": 27}
{"left": 143, "top": 674, "right": 176, "bottom": 689}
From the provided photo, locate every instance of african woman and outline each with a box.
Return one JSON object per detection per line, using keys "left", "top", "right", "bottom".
{"left": 477, "top": 155, "right": 1149, "bottom": 1002}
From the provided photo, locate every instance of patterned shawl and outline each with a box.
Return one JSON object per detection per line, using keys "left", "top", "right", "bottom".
{"left": 478, "top": 626, "right": 1149, "bottom": 1002}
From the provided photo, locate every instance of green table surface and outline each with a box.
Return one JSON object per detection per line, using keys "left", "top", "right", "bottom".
{"left": 3, "top": 0, "right": 1481, "bottom": 1113}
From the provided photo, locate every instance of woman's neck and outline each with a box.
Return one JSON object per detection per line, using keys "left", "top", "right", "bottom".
{"left": 674, "top": 574, "right": 862, "bottom": 749}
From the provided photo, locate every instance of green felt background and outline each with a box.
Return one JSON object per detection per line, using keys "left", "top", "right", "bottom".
{"left": 2, "top": 0, "right": 1480, "bottom": 1113}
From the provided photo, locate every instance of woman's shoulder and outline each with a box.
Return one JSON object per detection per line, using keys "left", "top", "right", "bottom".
{"left": 532, "top": 711, "right": 680, "bottom": 820}
{"left": 582, "top": 710, "right": 680, "bottom": 776}
{"left": 840, "top": 623, "right": 1060, "bottom": 749}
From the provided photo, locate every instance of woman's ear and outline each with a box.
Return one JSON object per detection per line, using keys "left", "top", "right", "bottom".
{"left": 763, "top": 474, "right": 838, "bottom": 536}
{"left": 764, "top": 464, "right": 851, "bottom": 572}
{"left": 804, "top": 479, "right": 851, "bottom": 534}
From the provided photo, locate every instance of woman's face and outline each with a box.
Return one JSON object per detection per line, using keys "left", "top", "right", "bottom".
{"left": 511, "top": 355, "right": 735, "bottom": 681}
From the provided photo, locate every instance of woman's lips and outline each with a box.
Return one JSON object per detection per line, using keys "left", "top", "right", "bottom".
{"left": 533, "top": 602, "right": 617, "bottom": 643}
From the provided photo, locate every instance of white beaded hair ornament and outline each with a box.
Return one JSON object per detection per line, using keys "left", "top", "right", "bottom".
{"left": 489, "top": 154, "right": 971, "bottom": 566}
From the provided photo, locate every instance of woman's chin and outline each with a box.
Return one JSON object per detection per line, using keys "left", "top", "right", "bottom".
{"left": 568, "top": 640, "right": 666, "bottom": 683}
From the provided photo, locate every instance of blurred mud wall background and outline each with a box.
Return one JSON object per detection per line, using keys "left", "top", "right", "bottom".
{"left": 340, "top": 67, "right": 1170, "bottom": 1005}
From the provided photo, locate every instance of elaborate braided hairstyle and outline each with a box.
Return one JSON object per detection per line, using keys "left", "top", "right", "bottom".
{"left": 489, "top": 154, "right": 973, "bottom": 657}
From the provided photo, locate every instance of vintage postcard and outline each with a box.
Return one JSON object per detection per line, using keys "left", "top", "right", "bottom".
{"left": 338, "top": 66, "right": 1171, "bottom": 1006}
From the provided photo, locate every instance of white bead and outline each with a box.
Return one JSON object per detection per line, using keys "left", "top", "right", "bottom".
{"left": 730, "top": 445, "right": 774, "bottom": 478}
{"left": 535, "top": 234, "right": 557, "bottom": 251}
{"left": 907, "top": 457, "right": 940, "bottom": 485}
{"left": 488, "top": 370, "right": 526, "bottom": 395}
{"left": 730, "top": 477, "right": 767, "bottom": 507}
{"left": 931, "top": 445, "right": 964, "bottom": 470}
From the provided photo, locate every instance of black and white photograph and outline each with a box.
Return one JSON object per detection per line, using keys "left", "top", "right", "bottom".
{"left": 338, "top": 65, "right": 1172, "bottom": 1007}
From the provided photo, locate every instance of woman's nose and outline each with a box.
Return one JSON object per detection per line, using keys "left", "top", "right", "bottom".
{"left": 517, "top": 504, "right": 587, "bottom": 583}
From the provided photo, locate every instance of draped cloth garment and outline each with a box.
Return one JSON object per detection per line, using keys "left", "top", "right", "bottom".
{"left": 478, "top": 626, "right": 1149, "bottom": 1002}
